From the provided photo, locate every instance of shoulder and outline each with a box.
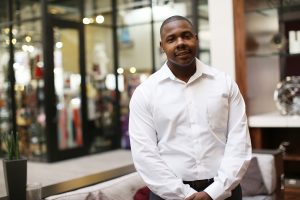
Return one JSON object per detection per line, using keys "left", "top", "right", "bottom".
{"left": 199, "top": 60, "right": 239, "bottom": 94}
{"left": 201, "top": 61, "right": 234, "bottom": 85}
{"left": 134, "top": 68, "right": 164, "bottom": 93}
{"left": 130, "top": 69, "right": 162, "bottom": 105}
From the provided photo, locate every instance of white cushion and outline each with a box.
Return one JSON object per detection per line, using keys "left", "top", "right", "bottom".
{"left": 252, "top": 153, "right": 276, "bottom": 194}
{"left": 242, "top": 195, "right": 272, "bottom": 200}
{"left": 45, "top": 172, "right": 145, "bottom": 200}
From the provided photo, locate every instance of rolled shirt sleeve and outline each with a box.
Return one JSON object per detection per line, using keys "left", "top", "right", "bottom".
{"left": 204, "top": 78, "right": 252, "bottom": 199}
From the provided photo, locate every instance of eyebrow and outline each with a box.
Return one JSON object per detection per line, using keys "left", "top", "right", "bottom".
{"left": 164, "top": 30, "right": 193, "bottom": 39}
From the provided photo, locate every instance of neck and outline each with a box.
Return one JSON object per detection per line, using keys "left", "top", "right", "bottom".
{"left": 167, "top": 60, "right": 196, "bottom": 83}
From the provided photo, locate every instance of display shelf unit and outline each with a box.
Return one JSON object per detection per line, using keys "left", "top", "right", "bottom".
{"left": 233, "top": 0, "right": 300, "bottom": 179}
{"left": 245, "top": 0, "right": 300, "bottom": 14}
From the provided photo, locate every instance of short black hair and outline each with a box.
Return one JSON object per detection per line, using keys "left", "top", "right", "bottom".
{"left": 160, "top": 15, "right": 193, "bottom": 35}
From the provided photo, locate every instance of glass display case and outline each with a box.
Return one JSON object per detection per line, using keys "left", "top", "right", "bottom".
{"left": 0, "top": 0, "right": 46, "bottom": 160}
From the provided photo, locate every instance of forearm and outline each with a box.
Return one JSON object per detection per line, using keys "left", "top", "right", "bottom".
{"left": 130, "top": 134, "right": 196, "bottom": 199}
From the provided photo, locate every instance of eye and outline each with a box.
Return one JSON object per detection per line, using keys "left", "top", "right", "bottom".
{"left": 166, "top": 36, "right": 175, "bottom": 43}
{"left": 182, "top": 32, "right": 193, "bottom": 39}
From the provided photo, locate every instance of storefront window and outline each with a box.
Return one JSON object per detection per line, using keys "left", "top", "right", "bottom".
{"left": 84, "top": 0, "right": 118, "bottom": 153}
{"left": 118, "top": 0, "right": 151, "bottom": 25}
{"left": 47, "top": 0, "right": 81, "bottom": 22}
{"left": 0, "top": 1, "right": 8, "bottom": 24}
{"left": 53, "top": 27, "right": 83, "bottom": 150}
{"left": 85, "top": 23, "right": 116, "bottom": 153}
{"left": 84, "top": 0, "right": 112, "bottom": 26}
{"left": 12, "top": 19, "right": 46, "bottom": 160}
{"left": 1, "top": 0, "right": 211, "bottom": 161}
{"left": 12, "top": 0, "right": 41, "bottom": 22}
{"left": 198, "top": 0, "right": 210, "bottom": 64}
{"left": 118, "top": 24, "right": 152, "bottom": 149}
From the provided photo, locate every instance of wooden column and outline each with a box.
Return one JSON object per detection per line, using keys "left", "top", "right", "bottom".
{"left": 232, "top": 0, "right": 247, "bottom": 102}
{"left": 249, "top": 128, "right": 263, "bottom": 149}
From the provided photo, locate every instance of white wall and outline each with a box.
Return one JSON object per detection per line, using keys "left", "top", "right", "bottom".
{"left": 208, "top": 0, "right": 236, "bottom": 80}
{"left": 245, "top": 8, "right": 280, "bottom": 114}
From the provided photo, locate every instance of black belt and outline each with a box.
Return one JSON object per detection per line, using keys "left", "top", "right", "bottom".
{"left": 183, "top": 178, "right": 214, "bottom": 191}
{"left": 149, "top": 181, "right": 242, "bottom": 200}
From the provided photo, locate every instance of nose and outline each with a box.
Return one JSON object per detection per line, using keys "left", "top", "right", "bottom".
{"left": 176, "top": 37, "right": 184, "bottom": 45}
{"left": 176, "top": 37, "right": 186, "bottom": 49}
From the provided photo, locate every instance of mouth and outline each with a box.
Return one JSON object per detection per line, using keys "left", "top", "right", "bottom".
{"left": 175, "top": 50, "right": 191, "bottom": 57}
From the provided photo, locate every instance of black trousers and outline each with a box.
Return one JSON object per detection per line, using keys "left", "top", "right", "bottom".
{"left": 149, "top": 179, "right": 242, "bottom": 200}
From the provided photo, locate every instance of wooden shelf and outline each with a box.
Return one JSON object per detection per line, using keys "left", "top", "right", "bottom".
{"left": 249, "top": 112, "right": 300, "bottom": 128}
{"left": 284, "top": 154, "right": 300, "bottom": 162}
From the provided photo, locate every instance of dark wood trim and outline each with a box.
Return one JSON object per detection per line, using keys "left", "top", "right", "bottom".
{"left": 233, "top": 0, "right": 247, "bottom": 102}
{"left": 285, "top": 187, "right": 300, "bottom": 199}
{"left": 41, "top": 0, "right": 56, "bottom": 162}
{"left": 249, "top": 128, "right": 263, "bottom": 149}
{"left": 0, "top": 164, "right": 136, "bottom": 200}
{"left": 42, "top": 164, "right": 135, "bottom": 198}
{"left": 111, "top": 0, "right": 122, "bottom": 149}
{"left": 7, "top": 0, "right": 17, "bottom": 141}
{"left": 79, "top": 0, "right": 89, "bottom": 154}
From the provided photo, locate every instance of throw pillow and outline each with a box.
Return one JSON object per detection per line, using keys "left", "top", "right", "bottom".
{"left": 134, "top": 186, "right": 150, "bottom": 200}
{"left": 240, "top": 157, "right": 268, "bottom": 196}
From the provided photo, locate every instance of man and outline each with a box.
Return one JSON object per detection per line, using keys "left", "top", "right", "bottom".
{"left": 129, "top": 15, "right": 252, "bottom": 200}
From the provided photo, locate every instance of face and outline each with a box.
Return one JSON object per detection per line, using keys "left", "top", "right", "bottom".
{"left": 160, "top": 20, "right": 198, "bottom": 69}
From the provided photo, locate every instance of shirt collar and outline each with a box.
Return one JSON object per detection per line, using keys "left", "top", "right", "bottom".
{"left": 157, "top": 58, "right": 215, "bottom": 82}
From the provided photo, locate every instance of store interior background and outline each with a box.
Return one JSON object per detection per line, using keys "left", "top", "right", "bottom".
{"left": 1, "top": 0, "right": 300, "bottom": 180}
{"left": 0, "top": 0, "right": 210, "bottom": 162}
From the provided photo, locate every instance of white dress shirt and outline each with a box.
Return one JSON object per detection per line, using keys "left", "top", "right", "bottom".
{"left": 129, "top": 58, "right": 252, "bottom": 200}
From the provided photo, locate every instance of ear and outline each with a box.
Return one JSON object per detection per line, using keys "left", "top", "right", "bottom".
{"left": 195, "top": 34, "right": 198, "bottom": 40}
{"left": 160, "top": 41, "right": 164, "bottom": 53}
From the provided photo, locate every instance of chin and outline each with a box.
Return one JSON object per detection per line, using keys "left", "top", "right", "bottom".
{"left": 168, "top": 57, "right": 195, "bottom": 68}
{"left": 177, "top": 58, "right": 195, "bottom": 67}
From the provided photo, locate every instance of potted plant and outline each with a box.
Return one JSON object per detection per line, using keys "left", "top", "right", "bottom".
{"left": 1, "top": 132, "right": 27, "bottom": 200}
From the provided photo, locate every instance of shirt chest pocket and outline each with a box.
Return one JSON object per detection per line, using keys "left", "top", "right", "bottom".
{"left": 206, "top": 94, "right": 229, "bottom": 132}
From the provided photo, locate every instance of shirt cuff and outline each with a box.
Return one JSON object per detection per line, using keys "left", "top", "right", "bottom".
{"left": 204, "top": 181, "right": 231, "bottom": 200}
{"left": 184, "top": 184, "right": 197, "bottom": 199}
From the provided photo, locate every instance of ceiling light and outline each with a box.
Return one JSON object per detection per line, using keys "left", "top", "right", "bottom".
{"left": 28, "top": 45, "right": 35, "bottom": 53}
{"left": 12, "top": 38, "right": 17, "bottom": 45}
{"left": 22, "top": 45, "right": 28, "bottom": 51}
{"left": 83, "top": 18, "right": 90, "bottom": 24}
{"left": 25, "top": 36, "right": 31, "bottom": 42}
{"left": 129, "top": 67, "right": 136, "bottom": 73}
{"left": 83, "top": 17, "right": 94, "bottom": 24}
{"left": 55, "top": 42, "right": 63, "bottom": 48}
{"left": 117, "top": 68, "right": 124, "bottom": 74}
{"left": 12, "top": 29, "right": 17, "bottom": 35}
{"left": 96, "top": 15, "right": 105, "bottom": 24}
